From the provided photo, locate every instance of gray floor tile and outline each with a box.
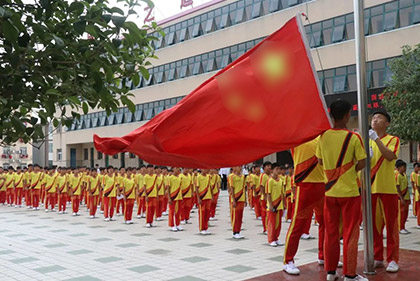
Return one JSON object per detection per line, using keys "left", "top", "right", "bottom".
{"left": 90, "top": 238, "right": 112, "bottom": 242}
{"left": 63, "top": 276, "right": 101, "bottom": 281}
{"left": 33, "top": 265, "right": 66, "bottom": 273}
{"left": 128, "top": 265, "right": 160, "bottom": 273}
{"left": 168, "top": 276, "right": 206, "bottom": 281}
{"left": 146, "top": 249, "right": 171, "bottom": 255}
{"left": 222, "top": 265, "right": 256, "bottom": 273}
{"left": 8, "top": 257, "right": 39, "bottom": 264}
{"left": 189, "top": 243, "right": 213, "bottom": 248}
{"left": 116, "top": 243, "right": 140, "bottom": 248}
{"left": 180, "top": 256, "right": 210, "bottom": 263}
{"left": 67, "top": 249, "right": 94, "bottom": 255}
{"left": 94, "top": 256, "right": 123, "bottom": 263}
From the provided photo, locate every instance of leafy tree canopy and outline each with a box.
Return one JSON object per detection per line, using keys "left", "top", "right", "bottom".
{"left": 382, "top": 44, "right": 420, "bottom": 142}
{"left": 0, "top": 0, "right": 161, "bottom": 144}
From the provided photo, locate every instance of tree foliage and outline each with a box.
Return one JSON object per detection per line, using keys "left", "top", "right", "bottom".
{"left": 0, "top": 0, "right": 161, "bottom": 144}
{"left": 382, "top": 44, "right": 420, "bottom": 141}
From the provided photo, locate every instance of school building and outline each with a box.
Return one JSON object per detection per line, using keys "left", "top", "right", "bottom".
{"left": 52, "top": 0, "right": 420, "bottom": 168}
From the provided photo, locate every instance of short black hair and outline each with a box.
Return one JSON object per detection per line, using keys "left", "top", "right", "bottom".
{"left": 271, "top": 163, "right": 280, "bottom": 169}
{"left": 330, "top": 100, "right": 351, "bottom": 121}
{"left": 395, "top": 159, "right": 406, "bottom": 168}
{"left": 414, "top": 162, "right": 419, "bottom": 168}
{"left": 262, "top": 161, "right": 272, "bottom": 169}
{"left": 372, "top": 110, "right": 391, "bottom": 123}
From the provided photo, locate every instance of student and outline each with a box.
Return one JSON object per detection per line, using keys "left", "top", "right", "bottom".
{"left": 395, "top": 160, "right": 410, "bottom": 234}
{"left": 180, "top": 168, "right": 193, "bottom": 224}
{"left": 69, "top": 168, "right": 83, "bottom": 216}
{"left": 410, "top": 163, "right": 419, "bottom": 225}
{"left": 228, "top": 166, "right": 246, "bottom": 239}
{"left": 144, "top": 165, "right": 158, "bottom": 227}
{"left": 196, "top": 169, "right": 214, "bottom": 235}
{"left": 31, "top": 164, "right": 43, "bottom": 210}
{"left": 88, "top": 168, "right": 101, "bottom": 219}
{"left": 155, "top": 166, "right": 165, "bottom": 221}
{"left": 116, "top": 167, "right": 126, "bottom": 216}
{"left": 0, "top": 168, "right": 6, "bottom": 205}
{"left": 369, "top": 111, "right": 400, "bottom": 273}
{"left": 13, "top": 167, "right": 25, "bottom": 207}
{"left": 162, "top": 167, "right": 170, "bottom": 216}
{"left": 56, "top": 167, "right": 68, "bottom": 214}
{"left": 283, "top": 137, "right": 327, "bottom": 275}
{"left": 42, "top": 168, "right": 57, "bottom": 212}
{"left": 5, "top": 167, "right": 15, "bottom": 206}
{"left": 123, "top": 168, "right": 136, "bottom": 224}
{"left": 316, "top": 100, "right": 367, "bottom": 281}
{"left": 103, "top": 166, "right": 118, "bottom": 222}
{"left": 265, "top": 163, "right": 285, "bottom": 247}
{"left": 23, "top": 164, "right": 33, "bottom": 208}
{"left": 259, "top": 162, "right": 272, "bottom": 234}
{"left": 252, "top": 165, "right": 262, "bottom": 219}
{"left": 167, "top": 167, "right": 183, "bottom": 231}
{"left": 136, "top": 166, "right": 146, "bottom": 219}
{"left": 209, "top": 169, "right": 220, "bottom": 221}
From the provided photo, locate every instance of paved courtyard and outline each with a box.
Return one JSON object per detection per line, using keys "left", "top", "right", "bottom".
{"left": 1, "top": 191, "right": 419, "bottom": 281}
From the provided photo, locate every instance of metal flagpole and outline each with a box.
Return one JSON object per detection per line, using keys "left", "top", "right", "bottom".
{"left": 353, "top": 0, "right": 375, "bottom": 275}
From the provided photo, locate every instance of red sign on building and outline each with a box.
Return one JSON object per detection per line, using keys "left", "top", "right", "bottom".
{"left": 144, "top": 6, "right": 155, "bottom": 23}
{"left": 180, "top": 0, "right": 194, "bottom": 9}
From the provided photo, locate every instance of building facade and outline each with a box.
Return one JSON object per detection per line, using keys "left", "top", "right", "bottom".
{"left": 1, "top": 140, "right": 33, "bottom": 169}
{"left": 53, "top": 0, "right": 420, "bottom": 168}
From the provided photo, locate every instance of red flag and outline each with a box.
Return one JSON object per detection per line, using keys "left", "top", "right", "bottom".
{"left": 94, "top": 15, "right": 332, "bottom": 168}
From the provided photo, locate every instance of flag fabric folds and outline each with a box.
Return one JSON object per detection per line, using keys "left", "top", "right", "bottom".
{"left": 94, "top": 15, "right": 332, "bottom": 168}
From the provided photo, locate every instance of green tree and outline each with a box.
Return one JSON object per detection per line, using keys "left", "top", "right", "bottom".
{"left": 0, "top": 0, "right": 161, "bottom": 144}
{"left": 382, "top": 44, "right": 420, "bottom": 141}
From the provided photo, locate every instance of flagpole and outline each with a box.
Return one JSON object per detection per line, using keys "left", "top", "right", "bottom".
{"left": 353, "top": 0, "right": 375, "bottom": 275}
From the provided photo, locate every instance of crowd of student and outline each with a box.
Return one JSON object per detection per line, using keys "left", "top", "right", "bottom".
{"left": 0, "top": 101, "right": 418, "bottom": 281}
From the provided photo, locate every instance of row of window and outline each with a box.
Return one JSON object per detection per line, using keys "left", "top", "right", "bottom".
{"left": 68, "top": 56, "right": 397, "bottom": 131}
{"left": 132, "top": 0, "right": 419, "bottom": 90}
{"left": 306, "top": 0, "right": 420, "bottom": 48}
{"left": 68, "top": 96, "right": 185, "bottom": 131}
{"left": 154, "top": 0, "right": 312, "bottom": 50}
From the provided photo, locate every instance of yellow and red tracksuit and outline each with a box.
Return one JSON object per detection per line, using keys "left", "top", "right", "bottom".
{"left": 228, "top": 173, "right": 246, "bottom": 234}
{"left": 0, "top": 174, "right": 6, "bottom": 204}
{"left": 5, "top": 172, "right": 14, "bottom": 205}
{"left": 155, "top": 175, "right": 165, "bottom": 218}
{"left": 136, "top": 174, "right": 146, "bottom": 216}
{"left": 103, "top": 175, "right": 117, "bottom": 219}
{"left": 168, "top": 174, "right": 183, "bottom": 227}
{"left": 123, "top": 175, "right": 136, "bottom": 222}
{"left": 259, "top": 173, "right": 270, "bottom": 232}
{"left": 210, "top": 174, "right": 220, "bottom": 218}
{"left": 43, "top": 174, "right": 57, "bottom": 210}
{"left": 180, "top": 173, "right": 193, "bottom": 221}
{"left": 266, "top": 177, "right": 284, "bottom": 243}
{"left": 144, "top": 174, "right": 158, "bottom": 224}
{"left": 252, "top": 173, "right": 261, "bottom": 218}
{"left": 89, "top": 175, "right": 101, "bottom": 217}
{"left": 70, "top": 174, "right": 83, "bottom": 213}
{"left": 197, "top": 174, "right": 212, "bottom": 231}
{"left": 56, "top": 175, "right": 67, "bottom": 212}
{"left": 116, "top": 174, "right": 125, "bottom": 215}
{"left": 30, "top": 172, "right": 43, "bottom": 208}
{"left": 14, "top": 172, "right": 25, "bottom": 206}
{"left": 396, "top": 171, "right": 409, "bottom": 230}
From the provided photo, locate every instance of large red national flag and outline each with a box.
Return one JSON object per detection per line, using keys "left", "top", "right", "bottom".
{"left": 94, "top": 15, "right": 332, "bottom": 168}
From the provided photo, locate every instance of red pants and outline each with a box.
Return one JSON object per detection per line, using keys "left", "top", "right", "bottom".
{"left": 45, "top": 193, "right": 56, "bottom": 210}
{"left": 210, "top": 192, "right": 219, "bottom": 218}
{"left": 260, "top": 199, "right": 267, "bottom": 232}
{"left": 268, "top": 210, "right": 283, "bottom": 243}
{"left": 25, "top": 189, "right": 31, "bottom": 206}
{"left": 0, "top": 190, "right": 6, "bottom": 204}
{"left": 253, "top": 196, "right": 261, "bottom": 218}
{"left": 156, "top": 195, "right": 164, "bottom": 218}
{"left": 80, "top": 190, "right": 85, "bottom": 205}
{"left": 146, "top": 197, "right": 157, "bottom": 224}
{"left": 181, "top": 197, "right": 193, "bottom": 221}
{"left": 58, "top": 194, "right": 67, "bottom": 212}
{"left": 32, "top": 189, "right": 40, "bottom": 208}
{"left": 116, "top": 198, "right": 125, "bottom": 214}
{"left": 40, "top": 187, "right": 45, "bottom": 204}
{"left": 231, "top": 202, "right": 245, "bottom": 233}
{"left": 6, "top": 189, "right": 14, "bottom": 205}
{"left": 168, "top": 200, "right": 182, "bottom": 227}
{"left": 72, "top": 195, "right": 80, "bottom": 213}
{"left": 192, "top": 195, "right": 197, "bottom": 208}
{"left": 103, "top": 197, "right": 116, "bottom": 218}
{"left": 324, "top": 196, "right": 361, "bottom": 276}
{"left": 372, "top": 193, "right": 399, "bottom": 263}
{"left": 199, "top": 199, "right": 211, "bottom": 231}
{"left": 284, "top": 182, "right": 325, "bottom": 263}
{"left": 14, "top": 188, "right": 24, "bottom": 206}
{"left": 286, "top": 197, "right": 293, "bottom": 220}
{"left": 137, "top": 197, "right": 146, "bottom": 215}
{"left": 162, "top": 196, "right": 168, "bottom": 213}
{"left": 84, "top": 191, "right": 89, "bottom": 206}
{"left": 125, "top": 199, "right": 135, "bottom": 221}
{"left": 248, "top": 189, "right": 253, "bottom": 207}
{"left": 100, "top": 191, "right": 104, "bottom": 211}
{"left": 416, "top": 201, "right": 420, "bottom": 226}
{"left": 399, "top": 200, "right": 410, "bottom": 230}
{"left": 89, "top": 195, "right": 99, "bottom": 216}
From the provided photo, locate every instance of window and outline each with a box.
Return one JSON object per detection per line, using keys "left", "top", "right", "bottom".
{"left": 156, "top": 71, "right": 165, "bottom": 84}
{"left": 179, "top": 28, "right": 188, "bottom": 42}
{"left": 220, "top": 13, "right": 230, "bottom": 29}
{"left": 383, "top": 11, "right": 398, "bottom": 31}
{"left": 107, "top": 114, "right": 116, "bottom": 125}
{"left": 414, "top": 4, "right": 420, "bottom": 24}
{"left": 206, "top": 58, "right": 216, "bottom": 72}
{"left": 251, "top": 2, "right": 262, "bottom": 19}
{"left": 370, "top": 14, "right": 384, "bottom": 33}
{"left": 124, "top": 112, "right": 133, "bottom": 123}
{"left": 134, "top": 109, "right": 143, "bottom": 121}
{"left": 57, "top": 149, "right": 62, "bottom": 161}
{"left": 97, "top": 151, "right": 103, "bottom": 160}
{"left": 84, "top": 148, "right": 88, "bottom": 160}
{"left": 112, "top": 154, "right": 118, "bottom": 159}
{"left": 288, "top": 0, "right": 299, "bottom": 7}
{"left": 192, "top": 23, "right": 201, "bottom": 37}
{"left": 235, "top": 7, "right": 245, "bottom": 24}
{"left": 192, "top": 62, "right": 203, "bottom": 75}
{"left": 167, "top": 68, "right": 176, "bottom": 81}
{"left": 146, "top": 74, "right": 154, "bottom": 86}
{"left": 310, "top": 31, "right": 322, "bottom": 48}
{"left": 333, "top": 75, "right": 347, "bottom": 92}
{"left": 116, "top": 113, "right": 124, "bottom": 124}
{"left": 332, "top": 25, "right": 345, "bottom": 43}
{"left": 269, "top": 0, "right": 281, "bottom": 13}
{"left": 179, "top": 65, "right": 188, "bottom": 78}
{"left": 205, "top": 18, "right": 215, "bottom": 33}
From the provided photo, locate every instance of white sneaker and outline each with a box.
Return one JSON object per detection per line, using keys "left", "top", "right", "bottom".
{"left": 136, "top": 215, "right": 141, "bottom": 219}
{"left": 110, "top": 217, "right": 115, "bottom": 221}
{"left": 399, "top": 229, "right": 410, "bottom": 234}
{"left": 104, "top": 218, "right": 110, "bottom": 222}
{"left": 326, "top": 273, "right": 339, "bottom": 281}
{"left": 416, "top": 225, "right": 420, "bottom": 229}
{"left": 344, "top": 275, "right": 368, "bottom": 281}
{"left": 72, "top": 212, "right": 77, "bottom": 216}
{"left": 14, "top": 205, "right": 18, "bottom": 208}
{"left": 269, "top": 241, "right": 278, "bottom": 247}
{"left": 176, "top": 226, "right": 184, "bottom": 231}
{"left": 171, "top": 226, "right": 178, "bottom": 232}
{"left": 262, "top": 230, "right": 267, "bottom": 235}
{"left": 283, "top": 261, "right": 300, "bottom": 275}
{"left": 89, "top": 215, "right": 95, "bottom": 219}
{"left": 146, "top": 223, "right": 152, "bottom": 228}
{"left": 337, "top": 261, "right": 343, "bottom": 268}
{"left": 51, "top": 209, "right": 55, "bottom": 212}
{"left": 27, "top": 206, "right": 32, "bottom": 209}
{"left": 141, "top": 214, "right": 146, "bottom": 218}
{"left": 162, "top": 211, "right": 168, "bottom": 216}
{"left": 233, "top": 233, "right": 244, "bottom": 239}
{"left": 374, "top": 260, "right": 384, "bottom": 268}
{"left": 318, "top": 259, "right": 325, "bottom": 265}
{"left": 45, "top": 209, "right": 49, "bottom": 212}
{"left": 156, "top": 217, "right": 163, "bottom": 221}
{"left": 386, "top": 261, "right": 399, "bottom": 273}
{"left": 185, "top": 220, "right": 191, "bottom": 224}
{"left": 116, "top": 212, "right": 121, "bottom": 216}
{"left": 180, "top": 220, "right": 186, "bottom": 225}
{"left": 126, "top": 220, "right": 133, "bottom": 225}
{"left": 76, "top": 212, "right": 80, "bottom": 216}
{"left": 257, "top": 217, "right": 262, "bottom": 220}
{"left": 286, "top": 219, "right": 291, "bottom": 223}
{"left": 359, "top": 225, "right": 363, "bottom": 230}
{"left": 200, "top": 230, "right": 207, "bottom": 235}
{"left": 100, "top": 210, "right": 104, "bottom": 214}
{"left": 276, "top": 240, "right": 284, "bottom": 246}
{"left": 58, "top": 211, "right": 63, "bottom": 214}
{"left": 63, "top": 211, "right": 67, "bottom": 214}
{"left": 301, "top": 233, "right": 314, "bottom": 240}
{"left": 35, "top": 207, "right": 39, "bottom": 210}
